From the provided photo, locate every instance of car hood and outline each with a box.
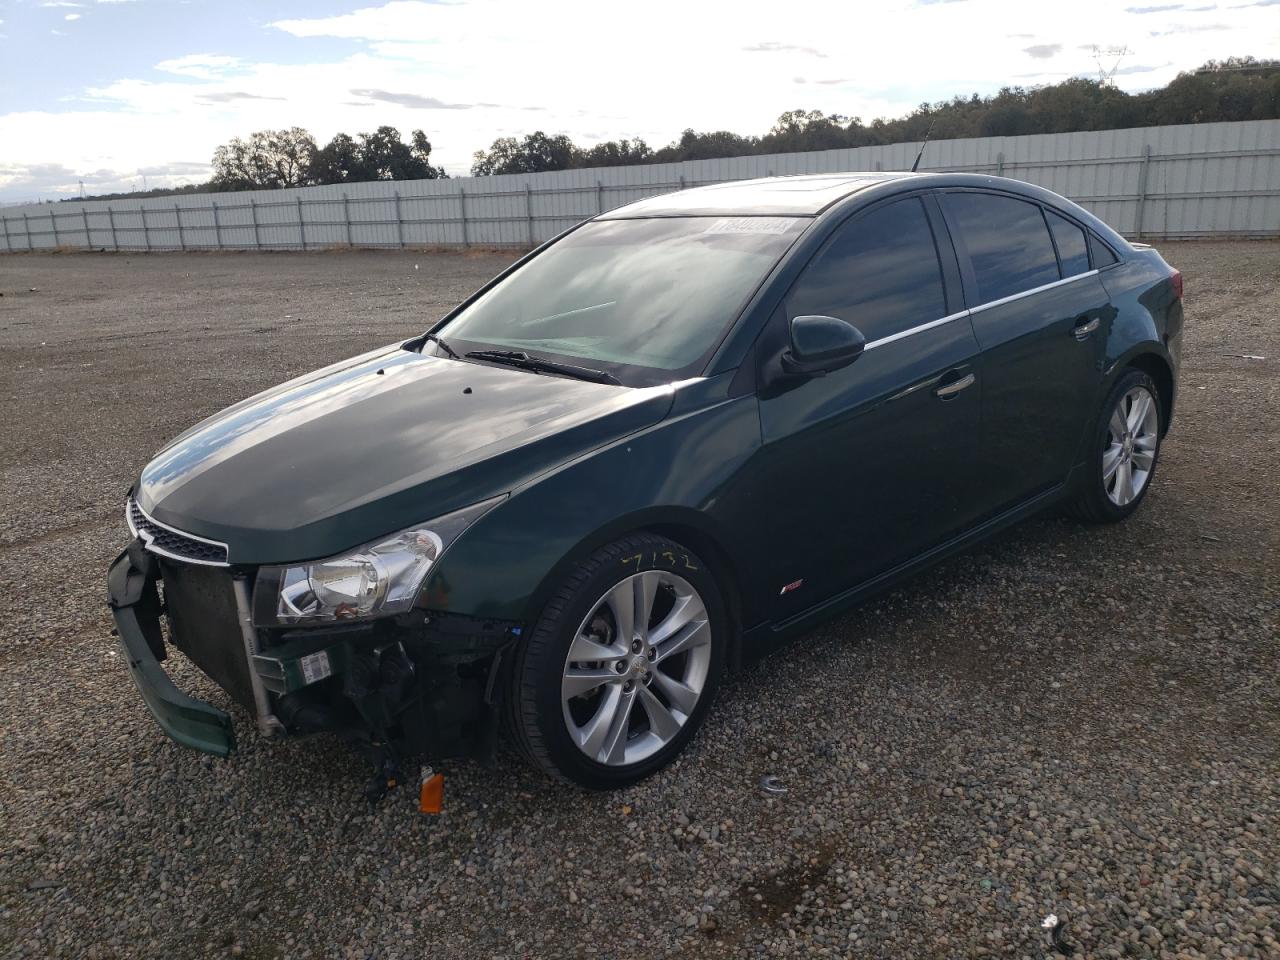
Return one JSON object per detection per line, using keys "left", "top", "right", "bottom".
{"left": 136, "top": 345, "right": 674, "bottom": 564}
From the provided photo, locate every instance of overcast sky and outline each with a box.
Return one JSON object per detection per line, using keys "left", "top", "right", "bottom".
{"left": 1, "top": 0, "right": 1277, "bottom": 202}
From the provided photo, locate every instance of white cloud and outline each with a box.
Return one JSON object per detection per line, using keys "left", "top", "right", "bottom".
{"left": 260, "top": 0, "right": 1280, "bottom": 152}
{"left": 65, "top": 13, "right": 82, "bottom": 20}
{"left": 269, "top": 1, "right": 461, "bottom": 40}
{"left": 0, "top": 111, "right": 218, "bottom": 199}
{"left": 3, "top": 0, "right": 1279, "bottom": 201}
{"left": 155, "top": 53, "right": 242, "bottom": 79}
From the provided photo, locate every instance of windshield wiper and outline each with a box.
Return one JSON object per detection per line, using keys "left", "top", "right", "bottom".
{"left": 424, "top": 332, "right": 459, "bottom": 359}
{"left": 464, "top": 349, "right": 621, "bottom": 386}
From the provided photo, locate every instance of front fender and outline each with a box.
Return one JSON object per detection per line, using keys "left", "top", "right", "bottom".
{"left": 419, "top": 381, "right": 762, "bottom": 626}
{"left": 515, "top": 503, "right": 747, "bottom": 630}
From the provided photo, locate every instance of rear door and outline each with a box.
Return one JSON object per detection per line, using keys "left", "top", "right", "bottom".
{"left": 754, "top": 194, "right": 983, "bottom": 618}
{"left": 939, "top": 191, "right": 1111, "bottom": 515}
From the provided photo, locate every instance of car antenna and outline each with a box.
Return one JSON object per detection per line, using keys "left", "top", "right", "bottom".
{"left": 910, "top": 116, "right": 937, "bottom": 173}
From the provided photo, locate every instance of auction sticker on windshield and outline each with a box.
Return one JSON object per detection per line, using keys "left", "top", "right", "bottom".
{"left": 704, "top": 217, "right": 796, "bottom": 235}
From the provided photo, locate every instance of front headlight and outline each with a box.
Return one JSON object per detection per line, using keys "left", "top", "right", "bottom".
{"left": 253, "top": 496, "right": 503, "bottom": 626}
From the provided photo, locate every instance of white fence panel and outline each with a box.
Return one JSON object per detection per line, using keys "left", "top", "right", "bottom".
{"left": 2, "top": 119, "right": 1277, "bottom": 253}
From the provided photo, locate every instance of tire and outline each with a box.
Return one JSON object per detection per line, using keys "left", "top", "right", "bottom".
{"left": 507, "top": 532, "right": 726, "bottom": 789}
{"left": 1067, "top": 368, "right": 1163, "bottom": 524}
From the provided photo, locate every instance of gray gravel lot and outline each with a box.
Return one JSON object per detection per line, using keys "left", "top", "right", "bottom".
{"left": 1, "top": 244, "right": 1277, "bottom": 959}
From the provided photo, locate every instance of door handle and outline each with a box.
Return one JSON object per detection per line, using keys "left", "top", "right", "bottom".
{"left": 933, "top": 372, "right": 975, "bottom": 399}
{"left": 1072, "top": 316, "right": 1100, "bottom": 340}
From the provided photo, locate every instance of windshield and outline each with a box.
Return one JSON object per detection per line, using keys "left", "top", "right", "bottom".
{"left": 438, "top": 216, "right": 806, "bottom": 384}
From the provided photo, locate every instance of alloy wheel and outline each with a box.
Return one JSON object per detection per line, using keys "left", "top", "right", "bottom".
{"left": 1104, "top": 385, "right": 1159, "bottom": 507}
{"left": 560, "top": 571, "right": 712, "bottom": 767}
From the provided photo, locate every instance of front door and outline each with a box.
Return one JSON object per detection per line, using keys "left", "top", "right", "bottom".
{"left": 754, "top": 195, "right": 983, "bottom": 621}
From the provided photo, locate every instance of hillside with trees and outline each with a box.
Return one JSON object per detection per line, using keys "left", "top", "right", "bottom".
{"left": 471, "top": 57, "right": 1280, "bottom": 174}
{"left": 68, "top": 57, "right": 1278, "bottom": 201}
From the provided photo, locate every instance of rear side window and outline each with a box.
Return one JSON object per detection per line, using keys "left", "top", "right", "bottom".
{"left": 786, "top": 197, "right": 947, "bottom": 341}
{"left": 944, "top": 193, "right": 1060, "bottom": 303}
{"left": 1046, "top": 210, "right": 1090, "bottom": 277}
{"left": 1089, "top": 233, "right": 1119, "bottom": 267}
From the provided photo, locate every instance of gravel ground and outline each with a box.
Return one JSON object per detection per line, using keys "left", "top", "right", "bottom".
{"left": 0, "top": 245, "right": 1277, "bottom": 960}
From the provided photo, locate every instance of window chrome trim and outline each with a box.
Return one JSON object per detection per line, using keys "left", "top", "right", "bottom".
{"left": 861, "top": 268, "right": 1101, "bottom": 352}
{"left": 125, "top": 497, "right": 231, "bottom": 568}
{"left": 967, "top": 269, "right": 1100, "bottom": 316}
{"left": 864, "top": 310, "right": 969, "bottom": 351}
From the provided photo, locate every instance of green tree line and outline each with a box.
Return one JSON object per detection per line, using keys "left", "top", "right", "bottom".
{"left": 67, "top": 57, "right": 1277, "bottom": 201}
{"left": 471, "top": 57, "right": 1280, "bottom": 175}
{"left": 70, "top": 124, "right": 448, "bottom": 202}
{"left": 210, "top": 125, "right": 448, "bottom": 190}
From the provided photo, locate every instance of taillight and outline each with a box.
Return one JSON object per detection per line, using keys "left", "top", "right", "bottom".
{"left": 1170, "top": 270, "right": 1183, "bottom": 299}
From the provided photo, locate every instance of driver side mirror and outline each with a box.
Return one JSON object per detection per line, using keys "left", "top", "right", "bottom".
{"left": 779, "top": 314, "right": 867, "bottom": 378}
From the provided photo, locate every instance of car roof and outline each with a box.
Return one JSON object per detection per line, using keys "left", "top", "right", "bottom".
{"left": 598, "top": 172, "right": 918, "bottom": 218}
{"left": 591, "top": 171, "right": 1131, "bottom": 252}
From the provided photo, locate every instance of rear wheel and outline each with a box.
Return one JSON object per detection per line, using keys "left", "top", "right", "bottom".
{"left": 508, "top": 533, "right": 725, "bottom": 789}
{"left": 1068, "top": 368, "right": 1163, "bottom": 523}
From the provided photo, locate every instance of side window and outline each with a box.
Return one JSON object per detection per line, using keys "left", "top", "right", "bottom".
{"left": 1046, "top": 210, "right": 1090, "bottom": 277}
{"left": 944, "top": 193, "right": 1060, "bottom": 303}
{"left": 786, "top": 197, "right": 947, "bottom": 342}
{"left": 1089, "top": 232, "right": 1119, "bottom": 267}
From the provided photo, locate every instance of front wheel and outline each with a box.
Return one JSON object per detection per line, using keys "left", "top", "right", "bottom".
{"left": 1068, "top": 368, "right": 1163, "bottom": 523}
{"left": 508, "top": 533, "right": 725, "bottom": 789}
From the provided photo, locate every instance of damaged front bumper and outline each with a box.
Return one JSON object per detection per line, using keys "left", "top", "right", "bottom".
{"left": 107, "top": 544, "right": 237, "bottom": 756}
{"left": 107, "top": 541, "right": 521, "bottom": 763}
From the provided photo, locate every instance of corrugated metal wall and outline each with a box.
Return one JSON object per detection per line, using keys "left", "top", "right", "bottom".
{"left": 2, "top": 118, "right": 1277, "bottom": 253}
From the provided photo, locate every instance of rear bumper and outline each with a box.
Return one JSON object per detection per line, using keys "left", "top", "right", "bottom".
{"left": 107, "top": 544, "right": 237, "bottom": 757}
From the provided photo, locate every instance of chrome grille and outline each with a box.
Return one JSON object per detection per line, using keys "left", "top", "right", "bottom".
{"left": 126, "top": 497, "right": 230, "bottom": 567}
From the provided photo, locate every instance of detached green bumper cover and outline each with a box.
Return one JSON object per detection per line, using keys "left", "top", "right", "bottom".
{"left": 107, "top": 544, "right": 237, "bottom": 757}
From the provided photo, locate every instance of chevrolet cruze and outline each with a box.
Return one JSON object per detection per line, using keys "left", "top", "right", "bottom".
{"left": 109, "top": 172, "right": 1183, "bottom": 789}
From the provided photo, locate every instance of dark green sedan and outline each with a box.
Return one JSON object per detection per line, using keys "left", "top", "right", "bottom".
{"left": 109, "top": 172, "right": 1183, "bottom": 790}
